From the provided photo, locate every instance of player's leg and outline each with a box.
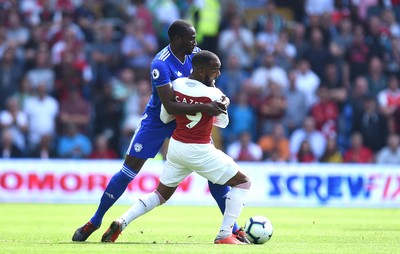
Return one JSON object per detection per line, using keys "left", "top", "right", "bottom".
{"left": 101, "top": 152, "right": 189, "bottom": 243}
{"left": 89, "top": 155, "right": 146, "bottom": 227}
{"left": 186, "top": 143, "right": 251, "bottom": 244}
{"left": 101, "top": 185, "right": 175, "bottom": 243}
{"left": 71, "top": 155, "right": 146, "bottom": 242}
{"left": 214, "top": 171, "right": 251, "bottom": 244}
{"left": 208, "top": 182, "right": 240, "bottom": 231}
{"left": 72, "top": 118, "right": 174, "bottom": 241}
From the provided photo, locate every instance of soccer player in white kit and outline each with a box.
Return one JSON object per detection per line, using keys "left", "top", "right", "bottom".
{"left": 101, "top": 50, "right": 251, "bottom": 244}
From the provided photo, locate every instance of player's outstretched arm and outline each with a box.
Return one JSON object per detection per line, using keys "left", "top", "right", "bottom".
{"left": 157, "top": 85, "right": 226, "bottom": 116}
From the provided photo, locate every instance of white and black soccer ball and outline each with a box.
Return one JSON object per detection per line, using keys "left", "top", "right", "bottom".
{"left": 243, "top": 215, "right": 273, "bottom": 244}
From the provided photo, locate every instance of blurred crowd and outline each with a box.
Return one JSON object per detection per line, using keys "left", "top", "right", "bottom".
{"left": 1, "top": 0, "right": 400, "bottom": 164}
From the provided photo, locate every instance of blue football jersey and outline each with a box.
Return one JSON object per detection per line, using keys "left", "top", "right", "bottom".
{"left": 145, "top": 45, "right": 201, "bottom": 119}
{"left": 126, "top": 45, "right": 201, "bottom": 158}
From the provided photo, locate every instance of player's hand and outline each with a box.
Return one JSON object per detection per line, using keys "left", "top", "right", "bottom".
{"left": 220, "top": 95, "right": 230, "bottom": 108}
{"left": 206, "top": 101, "right": 227, "bottom": 116}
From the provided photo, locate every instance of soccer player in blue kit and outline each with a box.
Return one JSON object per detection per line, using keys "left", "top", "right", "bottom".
{"left": 72, "top": 20, "right": 248, "bottom": 243}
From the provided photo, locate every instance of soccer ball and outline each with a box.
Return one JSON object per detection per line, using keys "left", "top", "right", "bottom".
{"left": 243, "top": 215, "right": 273, "bottom": 244}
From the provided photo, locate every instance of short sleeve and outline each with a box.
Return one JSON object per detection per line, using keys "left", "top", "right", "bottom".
{"left": 151, "top": 60, "right": 172, "bottom": 87}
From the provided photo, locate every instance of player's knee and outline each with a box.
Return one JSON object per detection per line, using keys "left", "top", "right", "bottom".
{"left": 124, "top": 154, "right": 146, "bottom": 171}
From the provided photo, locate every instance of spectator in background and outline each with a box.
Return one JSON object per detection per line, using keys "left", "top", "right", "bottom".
{"left": 273, "top": 30, "right": 297, "bottom": 71}
{"left": 365, "top": 57, "right": 387, "bottom": 97}
{"left": 290, "top": 116, "right": 327, "bottom": 161}
{"left": 0, "top": 128, "right": 23, "bottom": 158}
{"left": 350, "top": 0, "right": 379, "bottom": 22}
{"left": 352, "top": 94, "right": 388, "bottom": 153}
{"left": 120, "top": 18, "right": 158, "bottom": 74}
{"left": 249, "top": 52, "right": 289, "bottom": 96}
{"left": 304, "top": 0, "right": 334, "bottom": 17}
{"left": 343, "top": 132, "right": 374, "bottom": 163}
{"left": 295, "top": 140, "right": 316, "bottom": 163}
{"left": 74, "top": 1, "right": 97, "bottom": 43}
{"left": 216, "top": 53, "right": 249, "bottom": 101}
{"left": 294, "top": 58, "right": 320, "bottom": 109}
{"left": 222, "top": 90, "right": 256, "bottom": 147}
{"left": 24, "top": 26, "right": 48, "bottom": 68}
{"left": 322, "top": 62, "right": 347, "bottom": 106}
{"left": 284, "top": 70, "right": 307, "bottom": 136}
{"left": 148, "top": 0, "right": 181, "bottom": 47}
{"left": 303, "top": 27, "right": 332, "bottom": 80}
{"left": 90, "top": 22, "right": 120, "bottom": 90}
{"left": 310, "top": 85, "right": 339, "bottom": 137}
{"left": 365, "top": 15, "right": 387, "bottom": 60}
{"left": 253, "top": 0, "right": 285, "bottom": 35}
{"left": 51, "top": 26, "right": 81, "bottom": 65}
{"left": 376, "top": 134, "right": 400, "bottom": 164}
{"left": 377, "top": 74, "right": 400, "bottom": 133}
{"left": 121, "top": 78, "right": 151, "bottom": 152}
{"left": 320, "top": 137, "right": 343, "bottom": 163}
{"left": 13, "top": 76, "right": 33, "bottom": 110}
{"left": 125, "top": 0, "right": 155, "bottom": 36}
{"left": 183, "top": 0, "right": 221, "bottom": 54}
{"left": 0, "top": 45, "right": 24, "bottom": 110}
{"left": 332, "top": 18, "right": 353, "bottom": 55}
{"left": 5, "top": 11, "right": 29, "bottom": 48}
{"left": 218, "top": 13, "right": 254, "bottom": 71}
{"left": 291, "top": 22, "right": 308, "bottom": 59}
{"left": 57, "top": 122, "right": 92, "bottom": 159}
{"left": 53, "top": 48, "right": 92, "bottom": 101}
{"left": 29, "top": 134, "right": 57, "bottom": 159}
{"left": 219, "top": 0, "right": 244, "bottom": 32}
{"left": 59, "top": 87, "right": 91, "bottom": 135}
{"left": 93, "top": 83, "right": 123, "bottom": 154}
{"left": 256, "top": 79, "right": 287, "bottom": 135}
{"left": 0, "top": 96, "right": 29, "bottom": 151}
{"left": 345, "top": 24, "right": 369, "bottom": 83}
{"left": 24, "top": 83, "right": 59, "bottom": 151}
{"left": 227, "top": 131, "right": 262, "bottom": 161}
{"left": 337, "top": 76, "right": 370, "bottom": 151}
{"left": 47, "top": 10, "right": 84, "bottom": 47}
{"left": 26, "top": 47, "right": 55, "bottom": 93}
{"left": 88, "top": 134, "right": 118, "bottom": 159}
{"left": 255, "top": 16, "right": 279, "bottom": 58}
{"left": 386, "top": 36, "right": 400, "bottom": 74}
{"left": 381, "top": 8, "right": 400, "bottom": 38}
{"left": 257, "top": 122, "right": 290, "bottom": 161}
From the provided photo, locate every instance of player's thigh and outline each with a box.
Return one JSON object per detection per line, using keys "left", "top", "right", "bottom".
{"left": 187, "top": 144, "right": 240, "bottom": 185}
{"left": 126, "top": 114, "right": 175, "bottom": 159}
{"left": 159, "top": 158, "right": 192, "bottom": 188}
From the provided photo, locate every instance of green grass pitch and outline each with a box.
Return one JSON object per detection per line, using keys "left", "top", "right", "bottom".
{"left": 0, "top": 204, "right": 399, "bottom": 254}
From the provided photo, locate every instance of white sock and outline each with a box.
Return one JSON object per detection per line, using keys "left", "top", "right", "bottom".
{"left": 217, "top": 186, "right": 249, "bottom": 239}
{"left": 118, "top": 191, "right": 165, "bottom": 230}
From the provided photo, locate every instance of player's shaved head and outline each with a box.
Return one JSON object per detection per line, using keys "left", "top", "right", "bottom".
{"left": 168, "top": 19, "right": 194, "bottom": 40}
{"left": 192, "top": 50, "right": 219, "bottom": 69}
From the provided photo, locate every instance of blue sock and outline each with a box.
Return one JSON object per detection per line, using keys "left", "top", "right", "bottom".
{"left": 90, "top": 164, "right": 138, "bottom": 227}
{"left": 208, "top": 181, "right": 239, "bottom": 232}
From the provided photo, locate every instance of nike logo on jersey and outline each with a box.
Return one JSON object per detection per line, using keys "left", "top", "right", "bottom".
{"left": 175, "top": 71, "right": 182, "bottom": 77}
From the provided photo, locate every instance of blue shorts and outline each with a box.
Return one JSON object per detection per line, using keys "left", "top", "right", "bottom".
{"left": 126, "top": 113, "right": 176, "bottom": 159}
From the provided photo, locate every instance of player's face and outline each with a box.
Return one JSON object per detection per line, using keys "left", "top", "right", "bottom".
{"left": 180, "top": 27, "right": 197, "bottom": 55}
{"left": 204, "top": 58, "right": 221, "bottom": 87}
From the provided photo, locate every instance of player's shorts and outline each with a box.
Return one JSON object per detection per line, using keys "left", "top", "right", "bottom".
{"left": 126, "top": 113, "right": 176, "bottom": 159}
{"left": 160, "top": 137, "right": 240, "bottom": 187}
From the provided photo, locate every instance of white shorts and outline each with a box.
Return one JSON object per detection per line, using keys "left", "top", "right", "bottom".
{"left": 160, "top": 137, "right": 240, "bottom": 187}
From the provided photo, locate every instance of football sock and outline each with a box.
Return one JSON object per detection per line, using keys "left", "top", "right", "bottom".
{"left": 218, "top": 184, "right": 250, "bottom": 239}
{"left": 208, "top": 181, "right": 239, "bottom": 232}
{"left": 118, "top": 191, "right": 164, "bottom": 230}
{"left": 90, "top": 164, "right": 138, "bottom": 227}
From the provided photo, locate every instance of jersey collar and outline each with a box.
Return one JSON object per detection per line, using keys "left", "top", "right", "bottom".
{"left": 168, "top": 45, "right": 187, "bottom": 65}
